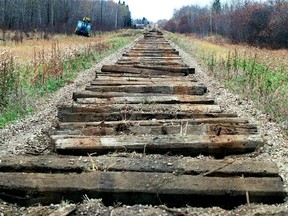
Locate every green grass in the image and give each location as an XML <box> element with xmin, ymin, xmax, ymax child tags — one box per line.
<box><xmin>0</xmin><ymin>111</ymin><xmax>19</xmax><ymax>128</ymax></box>
<box><xmin>0</xmin><ymin>100</ymin><xmax>33</xmax><ymax>128</ymax></box>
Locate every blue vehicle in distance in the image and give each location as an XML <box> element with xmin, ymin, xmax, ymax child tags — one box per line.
<box><xmin>75</xmin><ymin>17</ymin><xmax>92</xmax><ymax>37</ymax></box>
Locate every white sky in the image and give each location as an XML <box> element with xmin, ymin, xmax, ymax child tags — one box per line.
<box><xmin>120</xmin><ymin>0</ymin><xmax>214</xmax><ymax>22</ymax></box>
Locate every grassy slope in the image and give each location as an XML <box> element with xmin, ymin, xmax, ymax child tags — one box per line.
<box><xmin>168</xmin><ymin>33</ymin><xmax>288</xmax><ymax>125</ymax></box>
<box><xmin>0</xmin><ymin>30</ymin><xmax>140</xmax><ymax>127</ymax></box>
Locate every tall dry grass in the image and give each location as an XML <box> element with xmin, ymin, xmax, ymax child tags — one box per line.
<box><xmin>168</xmin><ymin>33</ymin><xmax>288</xmax><ymax>125</ymax></box>
<box><xmin>0</xmin><ymin>30</ymin><xmax>139</xmax><ymax>127</ymax></box>
<box><xmin>0</xmin><ymin>51</ymin><xmax>20</xmax><ymax>107</ymax></box>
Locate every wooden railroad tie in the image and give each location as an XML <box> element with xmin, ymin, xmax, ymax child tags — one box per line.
<box><xmin>0</xmin><ymin>155</ymin><xmax>284</xmax><ymax>207</ymax></box>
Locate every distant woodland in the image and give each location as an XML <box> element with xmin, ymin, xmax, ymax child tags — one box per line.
<box><xmin>0</xmin><ymin>0</ymin><xmax>131</xmax><ymax>36</ymax></box>
<box><xmin>163</xmin><ymin>0</ymin><xmax>288</xmax><ymax>48</ymax></box>
<box><xmin>1</xmin><ymin>0</ymin><xmax>287</xmax><ymax>49</ymax></box>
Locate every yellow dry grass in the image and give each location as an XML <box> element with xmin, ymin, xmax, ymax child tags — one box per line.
<box><xmin>183</xmin><ymin>34</ymin><xmax>288</xmax><ymax>72</ymax></box>
<box><xmin>172</xmin><ymin>33</ymin><xmax>288</xmax><ymax>123</ymax></box>
<box><xmin>0</xmin><ymin>33</ymin><xmax>114</xmax><ymax>62</ymax></box>
<box><xmin>233</xmin><ymin>45</ymin><xmax>288</xmax><ymax>71</ymax></box>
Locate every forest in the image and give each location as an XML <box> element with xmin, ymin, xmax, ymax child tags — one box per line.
<box><xmin>163</xmin><ymin>0</ymin><xmax>288</xmax><ymax>49</ymax></box>
<box><xmin>0</xmin><ymin>0</ymin><xmax>132</xmax><ymax>39</ymax></box>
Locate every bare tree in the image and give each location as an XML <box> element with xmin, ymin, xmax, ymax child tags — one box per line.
<box><xmin>163</xmin><ymin>0</ymin><xmax>288</xmax><ymax>48</ymax></box>
<box><xmin>0</xmin><ymin>0</ymin><xmax>132</xmax><ymax>36</ymax></box>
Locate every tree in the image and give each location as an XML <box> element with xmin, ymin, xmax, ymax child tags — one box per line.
<box><xmin>211</xmin><ymin>0</ymin><xmax>221</xmax><ymax>34</ymax></box>
<box><xmin>212</xmin><ymin>0</ymin><xmax>221</xmax><ymax>13</ymax></box>
<box><xmin>163</xmin><ymin>0</ymin><xmax>288</xmax><ymax>48</ymax></box>
<box><xmin>0</xmin><ymin>0</ymin><xmax>132</xmax><ymax>35</ymax></box>
<box><xmin>262</xmin><ymin>2</ymin><xmax>288</xmax><ymax>48</ymax></box>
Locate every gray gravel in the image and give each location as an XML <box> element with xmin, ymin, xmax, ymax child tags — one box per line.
<box><xmin>0</xmin><ymin>33</ymin><xmax>287</xmax><ymax>215</ymax></box>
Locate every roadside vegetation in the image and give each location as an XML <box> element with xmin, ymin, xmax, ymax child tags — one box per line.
<box><xmin>163</xmin><ymin>1</ymin><xmax>288</xmax><ymax>49</ymax></box>
<box><xmin>163</xmin><ymin>0</ymin><xmax>288</xmax><ymax>131</ymax></box>
<box><xmin>0</xmin><ymin>0</ymin><xmax>132</xmax><ymax>36</ymax></box>
<box><xmin>168</xmin><ymin>33</ymin><xmax>288</xmax><ymax>125</ymax></box>
<box><xmin>0</xmin><ymin>30</ymin><xmax>139</xmax><ymax>128</ymax></box>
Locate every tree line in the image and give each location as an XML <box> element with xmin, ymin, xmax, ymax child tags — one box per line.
<box><xmin>163</xmin><ymin>0</ymin><xmax>288</xmax><ymax>49</ymax></box>
<box><xmin>0</xmin><ymin>0</ymin><xmax>132</xmax><ymax>37</ymax></box>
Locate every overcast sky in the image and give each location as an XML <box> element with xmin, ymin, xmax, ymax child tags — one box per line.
<box><xmin>120</xmin><ymin>0</ymin><xmax>216</xmax><ymax>22</ymax></box>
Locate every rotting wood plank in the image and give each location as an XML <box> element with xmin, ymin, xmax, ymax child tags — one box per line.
<box><xmin>101</xmin><ymin>65</ymin><xmax>150</xmax><ymax>74</ymax></box>
<box><xmin>73</xmin><ymin>91</ymin><xmax>199</xmax><ymax>100</ymax></box>
<box><xmin>51</xmin><ymin>134</ymin><xmax>263</xmax><ymax>156</ymax></box>
<box><xmin>130</xmin><ymin>48</ymin><xmax>177</xmax><ymax>51</ymax></box>
<box><xmin>96</xmin><ymin>72</ymin><xmax>185</xmax><ymax>78</ymax></box>
<box><xmin>91</xmin><ymin>76</ymin><xmax>198</xmax><ymax>84</ymax></box>
<box><xmin>76</xmin><ymin>95</ymin><xmax>215</xmax><ymax>104</ymax></box>
<box><xmin>123</xmin><ymin>52</ymin><xmax>179</xmax><ymax>56</ymax></box>
<box><xmin>54</xmin><ymin>122</ymin><xmax>258</xmax><ymax>136</ymax></box>
<box><xmin>58</xmin><ymin>104</ymin><xmax>222</xmax><ymax>114</ymax></box>
<box><xmin>136</xmin><ymin>40</ymin><xmax>169</xmax><ymax>43</ymax></box>
<box><xmin>127</xmin><ymin>50</ymin><xmax>179</xmax><ymax>55</ymax></box>
<box><xmin>117</xmin><ymin>61</ymin><xmax>184</xmax><ymax>67</ymax></box>
<box><xmin>92</xmin><ymin>76</ymin><xmax>197</xmax><ymax>82</ymax></box>
<box><xmin>121</xmin><ymin>53</ymin><xmax>180</xmax><ymax>57</ymax></box>
<box><xmin>120</xmin><ymin>56</ymin><xmax>182</xmax><ymax>60</ymax></box>
<box><xmin>117</xmin><ymin>56</ymin><xmax>181</xmax><ymax>62</ymax></box>
<box><xmin>101</xmin><ymin>65</ymin><xmax>193</xmax><ymax>75</ymax></box>
<box><xmin>89</xmin><ymin>80</ymin><xmax>155</xmax><ymax>86</ymax></box>
<box><xmin>134</xmin><ymin>41</ymin><xmax>169</xmax><ymax>43</ymax></box>
<box><xmin>134</xmin><ymin>40</ymin><xmax>169</xmax><ymax>42</ymax></box>
<box><xmin>89</xmin><ymin>80</ymin><xmax>197</xmax><ymax>86</ymax></box>
<box><xmin>129</xmin><ymin>48</ymin><xmax>177</xmax><ymax>50</ymax></box>
<box><xmin>0</xmin><ymin>155</ymin><xmax>279</xmax><ymax>177</ymax></box>
<box><xmin>0</xmin><ymin>172</ymin><xmax>284</xmax><ymax>207</ymax></box>
<box><xmin>85</xmin><ymin>84</ymin><xmax>207</xmax><ymax>95</ymax></box>
<box><xmin>118</xmin><ymin>59</ymin><xmax>183</xmax><ymax>63</ymax></box>
<box><xmin>58</xmin><ymin>112</ymin><xmax>238</xmax><ymax>122</ymax></box>
<box><xmin>120</xmin><ymin>52</ymin><xmax>180</xmax><ymax>56</ymax></box>
<box><xmin>134</xmin><ymin>64</ymin><xmax>195</xmax><ymax>74</ymax></box>
<box><xmin>56</xmin><ymin>118</ymin><xmax>254</xmax><ymax>135</ymax></box>
<box><xmin>97</xmin><ymin>72</ymin><xmax>195</xmax><ymax>79</ymax></box>
<box><xmin>90</xmin><ymin>77</ymin><xmax>197</xmax><ymax>86</ymax></box>
<box><xmin>136</xmin><ymin>43</ymin><xmax>170</xmax><ymax>45</ymax></box>
<box><xmin>99</xmin><ymin>70</ymin><xmax>188</xmax><ymax>77</ymax></box>
<box><xmin>57</xmin><ymin>117</ymin><xmax>250</xmax><ymax>130</ymax></box>
<box><xmin>133</xmin><ymin>44</ymin><xmax>172</xmax><ymax>46</ymax></box>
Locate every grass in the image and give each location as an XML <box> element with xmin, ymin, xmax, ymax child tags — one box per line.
<box><xmin>0</xmin><ymin>29</ymin><xmax>140</xmax><ymax>128</ymax></box>
<box><xmin>167</xmin><ymin>33</ymin><xmax>288</xmax><ymax>124</ymax></box>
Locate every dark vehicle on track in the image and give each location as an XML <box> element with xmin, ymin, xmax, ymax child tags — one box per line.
<box><xmin>75</xmin><ymin>17</ymin><xmax>92</xmax><ymax>37</ymax></box>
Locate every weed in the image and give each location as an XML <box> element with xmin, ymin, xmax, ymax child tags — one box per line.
<box><xmin>83</xmin><ymin>194</ymin><xmax>91</xmax><ymax>202</ymax></box>
<box><xmin>180</xmin><ymin>121</ymin><xmax>188</xmax><ymax>136</ymax></box>
<box><xmin>60</xmin><ymin>199</ymin><xmax>70</xmax><ymax>206</ymax></box>
<box><xmin>87</xmin><ymin>153</ymin><xmax>98</xmax><ymax>171</ymax></box>
<box><xmin>168</xmin><ymin>32</ymin><xmax>288</xmax><ymax>123</ymax></box>
<box><xmin>0</xmin><ymin>30</ymin><xmax>138</xmax><ymax>127</ymax></box>
<box><xmin>0</xmin><ymin>51</ymin><xmax>20</xmax><ymax>107</ymax></box>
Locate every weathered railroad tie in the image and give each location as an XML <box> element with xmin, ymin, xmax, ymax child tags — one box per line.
<box><xmin>0</xmin><ymin>30</ymin><xmax>285</xmax><ymax>208</ymax></box>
